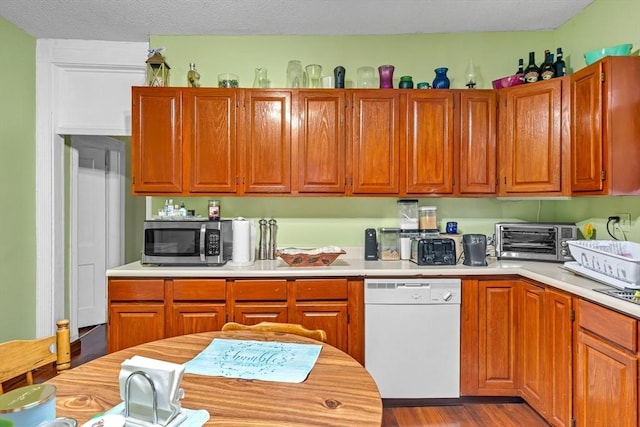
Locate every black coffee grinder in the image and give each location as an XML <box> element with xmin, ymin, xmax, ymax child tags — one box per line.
<box><xmin>462</xmin><ymin>234</ymin><xmax>488</xmax><ymax>266</ymax></box>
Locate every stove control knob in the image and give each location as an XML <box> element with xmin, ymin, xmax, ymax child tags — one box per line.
<box><xmin>442</xmin><ymin>291</ymin><xmax>453</xmax><ymax>302</ymax></box>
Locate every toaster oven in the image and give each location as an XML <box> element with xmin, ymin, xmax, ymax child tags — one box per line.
<box><xmin>495</xmin><ymin>222</ymin><xmax>578</xmax><ymax>262</ymax></box>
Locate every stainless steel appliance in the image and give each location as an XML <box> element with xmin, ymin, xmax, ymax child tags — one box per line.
<box><xmin>365</xmin><ymin>278</ymin><xmax>461</xmax><ymax>399</ymax></box>
<box><xmin>495</xmin><ymin>222</ymin><xmax>578</xmax><ymax>262</ymax></box>
<box><xmin>142</xmin><ymin>219</ymin><xmax>232</xmax><ymax>265</ymax></box>
<box><xmin>410</xmin><ymin>238</ymin><xmax>456</xmax><ymax>265</ymax></box>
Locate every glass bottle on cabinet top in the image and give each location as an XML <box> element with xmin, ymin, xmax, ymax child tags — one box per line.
<box><xmin>524</xmin><ymin>51</ymin><xmax>540</xmax><ymax>83</ymax></box>
<box><xmin>357</xmin><ymin>66</ymin><xmax>376</xmax><ymax>88</ymax></box>
<box><xmin>187</xmin><ymin>63</ymin><xmax>200</xmax><ymax>87</ymax></box>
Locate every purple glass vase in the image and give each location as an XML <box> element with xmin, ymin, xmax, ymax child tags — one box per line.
<box><xmin>378</xmin><ymin>65</ymin><xmax>395</xmax><ymax>88</ymax></box>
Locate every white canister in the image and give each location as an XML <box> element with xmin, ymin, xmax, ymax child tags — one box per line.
<box><xmin>0</xmin><ymin>384</ymin><xmax>56</xmax><ymax>426</ymax></box>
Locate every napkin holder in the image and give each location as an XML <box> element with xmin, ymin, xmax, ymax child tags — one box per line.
<box><xmin>118</xmin><ymin>356</ymin><xmax>187</xmax><ymax>427</ymax></box>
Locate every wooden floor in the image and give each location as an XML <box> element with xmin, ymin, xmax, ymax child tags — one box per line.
<box><xmin>4</xmin><ymin>325</ymin><xmax>550</xmax><ymax>426</ymax></box>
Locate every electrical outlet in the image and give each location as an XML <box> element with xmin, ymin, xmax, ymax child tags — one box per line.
<box><xmin>615</xmin><ymin>213</ymin><xmax>631</xmax><ymax>232</ymax></box>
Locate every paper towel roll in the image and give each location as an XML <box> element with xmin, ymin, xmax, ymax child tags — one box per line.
<box><xmin>230</xmin><ymin>217</ymin><xmax>254</xmax><ymax>266</ymax></box>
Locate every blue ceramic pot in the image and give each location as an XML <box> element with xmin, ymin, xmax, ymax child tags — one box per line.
<box><xmin>432</xmin><ymin>67</ymin><xmax>450</xmax><ymax>89</ymax></box>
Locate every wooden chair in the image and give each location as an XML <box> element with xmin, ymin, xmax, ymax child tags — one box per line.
<box><xmin>221</xmin><ymin>321</ymin><xmax>327</xmax><ymax>343</ymax></box>
<box><xmin>0</xmin><ymin>319</ymin><xmax>71</xmax><ymax>394</ymax></box>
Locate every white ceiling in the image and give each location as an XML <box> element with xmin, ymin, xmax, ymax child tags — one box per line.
<box><xmin>1</xmin><ymin>0</ymin><xmax>593</xmax><ymax>42</ymax></box>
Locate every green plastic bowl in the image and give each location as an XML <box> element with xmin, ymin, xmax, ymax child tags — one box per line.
<box><xmin>584</xmin><ymin>43</ymin><xmax>633</xmax><ymax>65</ymax></box>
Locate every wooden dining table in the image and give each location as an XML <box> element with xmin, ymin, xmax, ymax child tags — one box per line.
<box><xmin>46</xmin><ymin>330</ymin><xmax>382</xmax><ymax>426</ymax></box>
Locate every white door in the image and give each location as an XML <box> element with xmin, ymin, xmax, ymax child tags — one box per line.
<box><xmin>76</xmin><ymin>143</ymin><xmax>108</xmax><ymax>327</ymax></box>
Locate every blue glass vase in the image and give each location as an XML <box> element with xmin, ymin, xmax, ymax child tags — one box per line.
<box><xmin>432</xmin><ymin>67</ymin><xmax>450</xmax><ymax>89</ymax></box>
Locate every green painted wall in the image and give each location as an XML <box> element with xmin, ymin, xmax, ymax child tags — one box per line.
<box><xmin>0</xmin><ymin>16</ymin><xmax>36</xmax><ymax>340</ymax></box>
<box><xmin>150</xmin><ymin>0</ymin><xmax>640</xmax><ymax>246</ymax></box>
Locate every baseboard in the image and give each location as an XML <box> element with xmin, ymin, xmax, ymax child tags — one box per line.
<box><xmin>383</xmin><ymin>396</ymin><xmax>525</xmax><ymax>407</ymax></box>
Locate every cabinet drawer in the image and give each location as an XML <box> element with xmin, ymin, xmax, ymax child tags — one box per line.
<box><xmin>295</xmin><ymin>279</ymin><xmax>348</xmax><ymax>300</ymax></box>
<box><xmin>578</xmin><ymin>299</ymin><xmax>637</xmax><ymax>352</ymax></box>
<box><xmin>173</xmin><ymin>279</ymin><xmax>225</xmax><ymax>300</ymax></box>
<box><xmin>232</xmin><ymin>280</ymin><xmax>287</xmax><ymax>301</ymax></box>
<box><xmin>109</xmin><ymin>279</ymin><xmax>164</xmax><ymax>301</ymax></box>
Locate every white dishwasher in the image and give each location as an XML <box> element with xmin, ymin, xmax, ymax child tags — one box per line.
<box><xmin>364</xmin><ymin>278</ymin><xmax>461</xmax><ymax>399</ymax></box>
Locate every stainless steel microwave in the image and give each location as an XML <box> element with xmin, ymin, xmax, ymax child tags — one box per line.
<box><xmin>495</xmin><ymin>222</ymin><xmax>578</xmax><ymax>262</ymax></box>
<box><xmin>142</xmin><ymin>219</ymin><xmax>233</xmax><ymax>266</ymax></box>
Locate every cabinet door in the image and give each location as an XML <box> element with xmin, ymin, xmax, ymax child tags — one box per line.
<box><xmin>295</xmin><ymin>91</ymin><xmax>346</xmax><ymax>193</ymax></box>
<box><xmin>131</xmin><ymin>87</ymin><xmax>182</xmax><ymax>193</ymax></box>
<box><xmin>519</xmin><ymin>282</ymin><xmax>546</xmax><ymax>417</ymax></box>
<box><xmin>240</xmin><ymin>90</ymin><xmax>291</xmax><ymax>194</ymax></box>
<box><xmin>404</xmin><ymin>91</ymin><xmax>455</xmax><ymax>194</ymax></box>
<box><xmin>574</xmin><ymin>330</ymin><xmax>637</xmax><ymax>427</ymax></box>
<box><xmin>234</xmin><ymin>304</ymin><xmax>288</xmax><ymax>324</ymax></box>
<box><xmin>108</xmin><ymin>303</ymin><xmax>165</xmax><ymax>353</ymax></box>
<box><xmin>545</xmin><ymin>289</ymin><xmax>572</xmax><ymax>427</ymax></box>
<box><xmin>458</xmin><ymin>90</ymin><xmax>497</xmax><ymax>195</ymax></box>
<box><xmin>183</xmin><ymin>88</ymin><xmax>237</xmax><ymax>193</ymax></box>
<box><xmin>570</xmin><ymin>62</ymin><xmax>603</xmax><ymax>193</ymax></box>
<box><xmin>172</xmin><ymin>303</ymin><xmax>226</xmax><ymax>336</ymax></box>
<box><xmin>498</xmin><ymin>79</ymin><xmax>566</xmax><ymax>195</ymax></box>
<box><xmin>350</xmin><ymin>90</ymin><xmax>400</xmax><ymax>194</ymax></box>
<box><xmin>294</xmin><ymin>302</ymin><xmax>348</xmax><ymax>353</ymax></box>
<box><xmin>478</xmin><ymin>280</ymin><xmax>518</xmax><ymax>394</ymax></box>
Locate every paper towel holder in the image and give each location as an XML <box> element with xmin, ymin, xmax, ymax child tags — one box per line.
<box><xmin>125</xmin><ymin>371</ymin><xmax>159</xmax><ymax>425</ymax></box>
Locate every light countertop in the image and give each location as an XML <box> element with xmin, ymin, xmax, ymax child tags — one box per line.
<box><xmin>107</xmin><ymin>249</ymin><xmax>640</xmax><ymax>319</ymax></box>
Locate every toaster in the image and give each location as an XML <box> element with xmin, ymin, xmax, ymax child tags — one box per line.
<box><xmin>410</xmin><ymin>238</ymin><xmax>457</xmax><ymax>265</ymax></box>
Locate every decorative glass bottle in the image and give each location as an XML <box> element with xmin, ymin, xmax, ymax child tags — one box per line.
<box><xmin>432</xmin><ymin>67</ymin><xmax>450</xmax><ymax>89</ymax></box>
<box><xmin>334</xmin><ymin>66</ymin><xmax>345</xmax><ymax>88</ymax></box>
<box><xmin>378</xmin><ymin>65</ymin><xmax>395</xmax><ymax>88</ymax></box>
<box><xmin>187</xmin><ymin>63</ymin><xmax>200</xmax><ymax>87</ymax></box>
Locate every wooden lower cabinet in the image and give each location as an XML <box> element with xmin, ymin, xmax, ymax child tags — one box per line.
<box><xmin>462</xmin><ymin>278</ymin><xmax>574</xmax><ymax>427</ymax></box>
<box><xmin>108</xmin><ymin>276</ymin><xmax>363</xmax><ymax>362</ymax></box>
<box><xmin>476</xmin><ymin>279</ymin><xmax>519</xmax><ymax>395</ymax></box>
<box><xmin>574</xmin><ymin>299</ymin><xmax>638</xmax><ymax>427</ymax></box>
<box><xmin>519</xmin><ymin>282</ymin><xmax>546</xmax><ymax>416</ymax></box>
<box><xmin>545</xmin><ymin>288</ymin><xmax>573</xmax><ymax>427</ymax></box>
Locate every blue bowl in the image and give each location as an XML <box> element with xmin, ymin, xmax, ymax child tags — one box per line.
<box><xmin>584</xmin><ymin>43</ymin><xmax>633</xmax><ymax>65</ymax></box>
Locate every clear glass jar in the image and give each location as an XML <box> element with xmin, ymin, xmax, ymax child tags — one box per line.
<box><xmin>378</xmin><ymin>228</ymin><xmax>400</xmax><ymax>260</ymax></box>
<box><xmin>419</xmin><ymin>206</ymin><xmax>437</xmax><ymax>230</ymax></box>
<box><xmin>397</xmin><ymin>199</ymin><xmax>418</xmax><ymax>229</ymax></box>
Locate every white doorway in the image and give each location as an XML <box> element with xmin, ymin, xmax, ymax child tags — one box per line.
<box><xmin>69</xmin><ymin>135</ymin><xmax>125</xmax><ymax>329</ymax></box>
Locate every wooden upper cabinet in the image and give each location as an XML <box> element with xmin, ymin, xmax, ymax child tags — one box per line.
<box><xmin>240</xmin><ymin>90</ymin><xmax>292</xmax><ymax>194</ymax></box>
<box><xmin>183</xmin><ymin>89</ymin><xmax>237</xmax><ymax>193</ymax></box>
<box><xmin>571</xmin><ymin>56</ymin><xmax>640</xmax><ymax>195</ymax></box>
<box><xmin>131</xmin><ymin>87</ymin><xmax>182</xmax><ymax>194</ymax></box>
<box><xmin>294</xmin><ymin>91</ymin><xmax>346</xmax><ymax>193</ymax></box>
<box><xmin>498</xmin><ymin>78</ymin><xmax>569</xmax><ymax>196</ymax></box>
<box><xmin>457</xmin><ymin>90</ymin><xmax>497</xmax><ymax>195</ymax></box>
<box><xmin>350</xmin><ymin>90</ymin><xmax>400</xmax><ymax>194</ymax></box>
<box><xmin>403</xmin><ymin>91</ymin><xmax>455</xmax><ymax>194</ymax></box>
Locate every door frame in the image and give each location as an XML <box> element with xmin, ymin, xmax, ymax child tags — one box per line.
<box><xmin>69</xmin><ymin>136</ymin><xmax>125</xmax><ymax>331</ymax></box>
<box><xmin>35</xmin><ymin>39</ymin><xmax>147</xmax><ymax>339</ymax></box>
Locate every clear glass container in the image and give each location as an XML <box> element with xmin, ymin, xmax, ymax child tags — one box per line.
<box><xmin>218</xmin><ymin>73</ymin><xmax>239</xmax><ymax>88</ymax></box>
<box><xmin>419</xmin><ymin>206</ymin><xmax>437</xmax><ymax>230</ymax></box>
<box><xmin>287</xmin><ymin>60</ymin><xmax>303</xmax><ymax>88</ymax></box>
<box><xmin>378</xmin><ymin>228</ymin><xmax>400</xmax><ymax>260</ymax></box>
<box><xmin>305</xmin><ymin>64</ymin><xmax>323</xmax><ymax>88</ymax></box>
<box><xmin>397</xmin><ymin>199</ymin><xmax>418</xmax><ymax>229</ymax></box>
<box><xmin>356</xmin><ymin>66</ymin><xmax>376</xmax><ymax>88</ymax></box>
<box><xmin>253</xmin><ymin>67</ymin><xmax>269</xmax><ymax>88</ymax></box>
